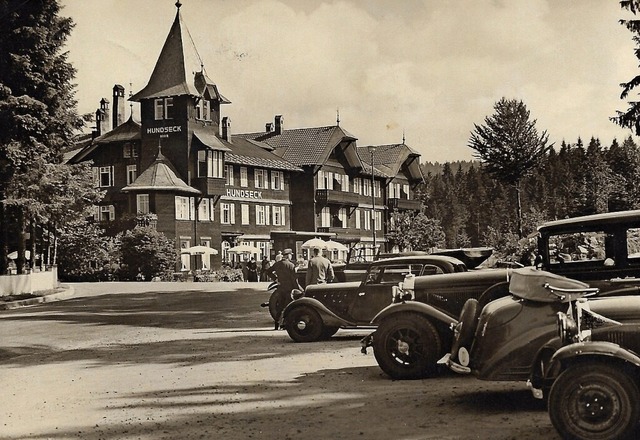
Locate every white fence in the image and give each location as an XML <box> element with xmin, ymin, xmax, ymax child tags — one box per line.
<box><xmin>0</xmin><ymin>266</ymin><xmax>58</xmax><ymax>296</ymax></box>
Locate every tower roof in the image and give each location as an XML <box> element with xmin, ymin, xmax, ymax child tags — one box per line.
<box><xmin>122</xmin><ymin>148</ymin><xmax>199</xmax><ymax>194</ymax></box>
<box><xmin>130</xmin><ymin>3</ymin><xmax>211</xmax><ymax>101</ymax></box>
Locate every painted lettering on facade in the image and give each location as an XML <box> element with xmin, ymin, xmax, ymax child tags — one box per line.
<box><xmin>226</xmin><ymin>189</ymin><xmax>263</xmax><ymax>199</ymax></box>
<box><xmin>146</xmin><ymin>126</ymin><xmax>183</xmax><ymax>134</ymax></box>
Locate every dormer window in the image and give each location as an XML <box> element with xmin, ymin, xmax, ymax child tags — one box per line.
<box><xmin>122</xmin><ymin>142</ymin><xmax>138</xmax><ymax>158</ymax></box>
<box><xmin>154</xmin><ymin>97</ymin><xmax>174</xmax><ymax>120</ymax></box>
<box><xmin>196</xmin><ymin>98</ymin><xmax>210</xmax><ymax>121</ymax></box>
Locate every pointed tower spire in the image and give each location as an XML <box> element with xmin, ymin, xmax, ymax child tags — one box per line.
<box><xmin>336</xmin><ymin>108</ymin><xmax>340</xmax><ymax>126</ymax></box>
<box><xmin>130</xmin><ymin>2</ymin><xmax>203</xmax><ymax>101</ymax></box>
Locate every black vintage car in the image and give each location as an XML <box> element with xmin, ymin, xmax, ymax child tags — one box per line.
<box><xmin>366</xmin><ymin>210</ymin><xmax>640</xmax><ymax>380</ymax></box>
<box><xmin>279</xmin><ymin>254</ymin><xmax>468</xmax><ymax>342</ymax></box>
<box><xmin>536</xmin><ymin>295</ymin><xmax>640</xmax><ymax>439</ymax></box>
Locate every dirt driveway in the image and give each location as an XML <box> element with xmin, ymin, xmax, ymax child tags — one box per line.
<box><xmin>0</xmin><ymin>281</ymin><xmax>560</xmax><ymax>439</ymax></box>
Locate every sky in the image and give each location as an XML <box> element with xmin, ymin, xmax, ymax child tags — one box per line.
<box><xmin>60</xmin><ymin>0</ymin><xmax>640</xmax><ymax>163</ymax></box>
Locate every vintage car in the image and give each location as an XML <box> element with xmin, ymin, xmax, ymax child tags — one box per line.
<box><xmin>279</xmin><ymin>254</ymin><xmax>469</xmax><ymax>342</ymax></box>
<box><xmin>365</xmin><ymin>210</ymin><xmax>640</xmax><ymax>379</ymax></box>
<box><xmin>532</xmin><ymin>293</ymin><xmax>640</xmax><ymax>439</ymax></box>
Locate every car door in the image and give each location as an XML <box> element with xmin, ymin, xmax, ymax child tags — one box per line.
<box><xmin>347</xmin><ymin>264</ymin><xmax>416</xmax><ymax>323</ymax></box>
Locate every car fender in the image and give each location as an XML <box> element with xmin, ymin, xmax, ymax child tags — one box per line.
<box><xmin>548</xmin><ymin>341</ymin><xmax>640</xmax><ymax>376</ymax></box>
<box><xmin>281</xmin><ymin>297</ymin><xmax>354</xmax><ymax>328</ymax></box>
<box><xmin>370</xmin><ymin>302</ymin><xmax>457</xmax><ymax>328</ymax></box>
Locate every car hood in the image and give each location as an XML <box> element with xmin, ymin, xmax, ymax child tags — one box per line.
<box><xmin>305</xmin><ymin>281</ymin><xmax>361</xmax><ymax>295</ymax></box>
<box><xmin>588</xmin><ymin>296</ymin><xmax>640</xmax><ymax>322</ymax></box>
<box><xmin>413</xmin><ymin>268</ymin><xmax>509</xmax><ymax>289</ymax></box>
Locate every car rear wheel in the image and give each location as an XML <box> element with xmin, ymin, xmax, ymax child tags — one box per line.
<box><xmin>372</xmin><ymin>313</ymin><xmax>442</xmax><ymax>379</ymax></box>
<box><xmin>285</xmin><ymin>306</ymin><xmax>324</xmax><ymax>342</ymax></box>
<box><xmin>268</xmin><ymin>290</ymin><xmax>290</xmax><ymax>321</ymax></box>
<box><xmin>549</xmin><ymin>363</ymin><xmax>640</xmax><ymax>440</ymax></box>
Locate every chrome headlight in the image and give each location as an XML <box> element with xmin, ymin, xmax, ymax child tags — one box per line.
<box><xmin>557</xmin><ymin>312</ymin><xmax>577</xmax><ymax>345</ymax></box>
<box><xmin>392</xmin><ymin>283</ymin><xmax>415</xmax><ymax>303</ymax></box>
<box><xmin>291</xmin><ymin>289</ymin><xmax>304</xmax><ymax>300</ymax></box>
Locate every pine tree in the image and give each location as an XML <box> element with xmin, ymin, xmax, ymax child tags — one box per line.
<box><xmin>468</xmin><ymin>98</ymin><xmax>552</xmax><ymax>238</ymax></box>
<box><xmin>0</xmin><ymin>0</ymin><xmax>85</xmax><ymax>273</ymax></box>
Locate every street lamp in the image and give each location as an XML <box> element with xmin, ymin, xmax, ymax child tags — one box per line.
<box><xmin>368</xmin><ymin>145</ymin><xmax>377</xmax><ymax>257</ymax></box>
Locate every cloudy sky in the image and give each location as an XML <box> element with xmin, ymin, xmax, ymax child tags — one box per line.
<box><xmin>61</xmin><ymin>0</ymin><xmax>639</xmax><ymax>162</ymax></box>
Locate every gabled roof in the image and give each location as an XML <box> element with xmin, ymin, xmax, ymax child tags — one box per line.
<box><xmin>226</xmin><ymin>137</ymin><xmax>302</xmax><ymax>172</ymax></box>
<box><xmin>122</xmin><ymin>149</ymin><xmax>199</xmax><ymax>194</ymax></box>
<box><xmin>68</xmin><ymin>116</ymin><xmax>141</xmax><ymax>164</ymax></box>
<box><xmin>358</xmin><ymin>143</ymin><xmax>424</xmax><ymax>183</ymax></box>
<box><xmin>238</xmin><ymin>125</ymin><xmax>357</xmax><ymax>167</ymax></box>
<box><xmin>130</xmin><ymin>4</ymin><xmax>228</xmax><ymax>102</ymax></box>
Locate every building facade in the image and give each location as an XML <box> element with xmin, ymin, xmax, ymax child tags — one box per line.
<box><xmin>70</xmin><ymin>2</ymin><xmax>425</xmax><ymax>269</ymax></box>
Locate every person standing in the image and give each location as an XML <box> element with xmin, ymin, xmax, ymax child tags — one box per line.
<box><xmin>247</xmin><ymin>257</ymin><xmax>258</xmax><ymax>282</ymax></box>
<box><xmin>259</xmin><ymin>256</ymin><xmax>271</xmax><ymax>281</ymax></box>
<box><xmin>305</xmin><ymin>247</ymin><xmax>335</xmax><ymax>286</ymax></box>
<box><xmin>266</xmin><ymin>249</ymin><xmax>300</xmax><ymax>329</ymax></box>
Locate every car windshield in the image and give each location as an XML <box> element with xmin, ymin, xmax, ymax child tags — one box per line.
<box><xmin>365</xmin><ymin>263</ymin><xmax>443</xmax><ymax>284</ymax></box>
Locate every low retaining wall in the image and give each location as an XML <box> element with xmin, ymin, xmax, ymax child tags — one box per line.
<box><xmin>0</xmin><ymin>266</ymin><xmax>58</xmax><ymax>296</ymax></box>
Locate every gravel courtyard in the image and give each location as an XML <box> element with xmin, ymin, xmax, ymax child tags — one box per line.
<box><xmin>0</xmin><ymin>281</ymin><xmax>559</xmax><ymax>439</ymax></box>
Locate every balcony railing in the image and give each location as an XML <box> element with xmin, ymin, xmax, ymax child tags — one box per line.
<box><xmin>192</xmin><ymin>176</ymin><xmax>226</xmax><ymax>196</ymax></box>
<box><xmin>387</xmin><ymin>197</ymin><xmax>422</xmax><ymax>211</ymax></box>
<box><xmin>316</xmin><ymin>189</ymin><xmax>366</xmax><ymax>207</ymax></box>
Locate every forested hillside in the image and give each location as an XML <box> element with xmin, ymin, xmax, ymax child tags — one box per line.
<box><xmin>417</xmin><ymin>136</ymin><xmax>640</xmax><ymax>250</ymax></box>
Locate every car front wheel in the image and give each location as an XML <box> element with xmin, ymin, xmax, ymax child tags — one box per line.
<box><xmin>549</xmin><ymin>362</ymin><xmax>640</xmax><ymax>440</ymax></box>
<box><xmin>285</xmin><ymin>306</ymin><xmax>324</xmax><ymax>342</ymax></box>
<box><xmin>372</xmin><ymin>313</ymin><xmax>442</xmax><ymax>379</ymax></box>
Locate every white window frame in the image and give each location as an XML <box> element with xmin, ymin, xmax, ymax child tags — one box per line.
<box><xmin>99</xmin><ymin>166</ymin><xmax>114</xmax><ymax>187</ymax></box>
<box><xmin>402</xmin><ymin>184</ymin><xmax>410</xmax><ymax>199</ymax></box>
<box><xmin>154</xmin><ymin>97</ymin><xmax>173</xmax><ymax>120</ymax></box>
<box><xmin>320</xmin><ymin>207</ymin><xmax>331</xmax><ymax>228</ymax></box>
<box><xmin>240</xmin><ymin>167</ymin><xmax>248</xmax><ymax>187</ymax></box>
<box><xmin>198</xmin><ymin>149</ymin><xmax>223</xmax><ymax>178</ymax></box>
<box><xmin>255</xmin><ymin>169</ymin><xmax>268</xmax><ymax>189</ymax></box>
<box><xmin>273</xmin><ymin>206</ymin><xmax>285</xmax><ymax>226</ymax></box>
<box><xmin>363</xmin><ymin>179</ymin><xmax>371</xmax><ymax>197</ymax></box>
<box><xmin>221</xmin><ymin>203</ymin><xmax>235</xmax><ymax>225</ymax></box>
<box><xmin>338</xmin><ymin>208</ymin><xmax>347</xmax><ymax>228</ymax></box>
<box><xmin>375</xmin><ymin>210</ymin><xmax>382</xmax><ymax>231</ymax></box>
<box><xmin>355</xmin><ymin>208</ymin><xmax>361</xmax><ymax>229</ymax></box>
<box><xmin>256</xmin><ymin>205</ymin><xmax>266</xmax><ymax>226</ymax></box>
<box><xmin>136</xmin><ymin>194</ymin><xmax>149</xmax><ymax>214</ymax></box>
<box><xmin>175</xmin><ymin>196</ymin><xmax>190</xmax><ymax>220</ymax></box>
<box><xmin>271</xmin><ymin>170</ymin><xmax>284</xmax><ymax>190</ymax></box>
<box><xmin>241</xmin><ymin>204</ymin><xmax>250</xmax><ymax>225</ymax></box>
<box><xmin>126</xmin><ymin>165</ymin><xmax>137</xmax><ymax>185</ymax></box>
<box><xmin>353</xmin><ymin>178</ymin><xmax>361</xmax><ymax>195</ymax></box>
<box><xmin>225</xmin><ymin>165</ymin><xmax>234</xmax><ymax>186</ymax></box>
<box><xmin>364</xmin><ymin>210</ymin><xmax>371</xmax><ymax>231</ymax></box>
<box><xmin>342</xmin><ymin>174</ymin><xmax>350</xmax><ymax>192</ymax></box>
<box><xmin>198</xmin><ymin>198</ymin><xmax>210</xmax><ymax>221</ymax></box>
<box><xmin>100</xmin><ymin>205</ymin><xmax>115</xmax><ymax>222</ymax></box>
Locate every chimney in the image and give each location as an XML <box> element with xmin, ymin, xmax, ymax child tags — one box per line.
<box><xmin>112</xmin><ymin>84</ymin><xmax>125</xmax><ymax>128</ymax></box>
<box><xmin>96</xmin><ymin>98</ymin><xmax>110</xmax><ymax>135</ymax></box>
<box><xmin>265</xmin><ymin>122</ymin><xmax>273</xmax><ymax>132</ymax></box>
<box><xmin>275</xmin><ymin>115</ymin><xmax>284</xmax><ymax>135</ymax></box>
<box><xmin>222</xmin><ymin>116</ymin><xmax>231</xmax><ymax>142</ymax></box>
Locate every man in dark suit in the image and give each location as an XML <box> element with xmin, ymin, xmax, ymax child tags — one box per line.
<box><xmin>266</xmin><ymin>248</ymin><xmax>299</xmax><ymax>329</ymax></box>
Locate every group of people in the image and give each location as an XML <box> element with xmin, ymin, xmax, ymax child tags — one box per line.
<box><xmin>264</xmin><ymin>246</ymin><xmax>335</xmax><ymax>329</ymax></box>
